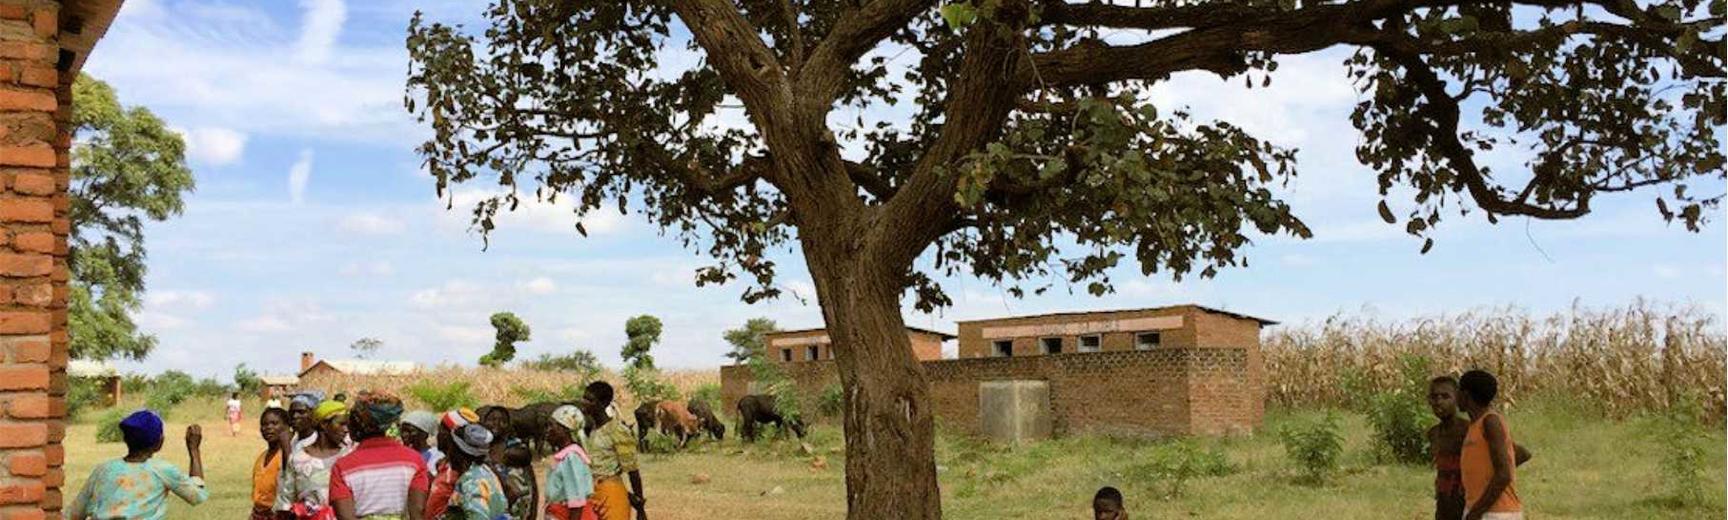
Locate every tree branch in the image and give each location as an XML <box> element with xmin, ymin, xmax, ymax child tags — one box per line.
<box><xmin>800</xmin><ymin>0</ymin><xmax>938</xmax><ymax>104</ymax></box>
<box><xmin>671</xmin><ymin>0</ymin><xmax>792</xmax><ymax>115</ymax></box>
<box><xmin>845</xmin><ymin>160</ymin><xmax>898</xmax><ymax>200</ymax></box>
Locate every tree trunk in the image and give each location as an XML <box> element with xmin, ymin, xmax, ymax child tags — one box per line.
<box><xmin>805</xmin><ymin>243</ymin><xmax>942</xmax><ymax>520</ymax></box>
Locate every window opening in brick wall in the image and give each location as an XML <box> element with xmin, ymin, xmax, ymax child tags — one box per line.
<box><xmin>992</xmin><ymin>340</ymin><xmax>1013</xmax><ymax>357</ymax></box>
<box><xmin>781</xmin><ymin>348</ymin><xmax>793</xmax><ymax>362</ymax></box>
<box><xmin>1136</xmin><ymin>332</ymin><xmax>1161</xmax><ymax>350</ymax></box>
<box><xmin>1041</xmin><ymin>337</ymin><xmax>1063</xmax><ymax>355</ymax></box>
<box><xmin>806</xmin><ymin>345</ymin><xmax>820</xmax><ymax>361</ymax></box>
<box><xmin>1079</xmin><ymin>334</ymin><xmax>1101</xmax><ymax>353</ymax></box>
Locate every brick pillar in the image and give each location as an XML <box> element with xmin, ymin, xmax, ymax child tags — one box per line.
<box><xmin>1</xmin><ymin>1</ymin><xmax>69</xmax><ymax>518</ymax></box>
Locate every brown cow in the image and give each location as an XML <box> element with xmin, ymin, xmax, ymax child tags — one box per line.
<box><xmin>655</xmin><ymin>401</ymin><xmax>702</xmax><ymax>448</ymax></box>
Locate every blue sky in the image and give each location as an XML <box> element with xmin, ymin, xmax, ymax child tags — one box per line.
<box><xmin>87</xmin><ymin>0</ymin><xmax>1725</xmax><ymax>379</ymax></box>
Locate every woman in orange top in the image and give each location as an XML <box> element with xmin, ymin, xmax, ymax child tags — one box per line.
<box><xmin>1458</xmin><ymin>369</ymin><xmax>1522</xmax><ymax>520</ymax></box>
<box><xmin>251</xmin><ymin>407</ymin><xmax>290</xmax><ymax>520</ymax></box>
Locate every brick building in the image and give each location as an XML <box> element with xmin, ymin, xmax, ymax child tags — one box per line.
<box><xmin>0</xmin><ymin>1</ymin><xmax>123</xmax><ymax>516</ymax></box>
<box><xmin>721</xmin><ymin>305</ymin><xmax>1273</xmax><ymax>438</ymax></box>
<box><xmin>763</xmin><ymin>326</ymin><xmax>953</xmax><ymax>364</ymax></box>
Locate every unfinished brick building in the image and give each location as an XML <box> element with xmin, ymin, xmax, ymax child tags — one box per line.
<box><xmin>0</xmin><ymin>1</ymin><xmax>122</xmax><ymax>517</ymax></box>
<box><xmin>721</xmin><ymin>305</ymin><xmax>1274</xmax><ymax>439</ymax></box>
<box><xmin>764</xmin><ymin>326</ymin><xmax>953</xmax><ymax>364</ymax></box>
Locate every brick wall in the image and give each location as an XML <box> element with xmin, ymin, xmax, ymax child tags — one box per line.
<box><xmin>958</xmin><ymin>306</ymin><xmax>1259</xmax><ymax>359</ymax></box>
<box><xmin>720</xmin><ymin>348</ymin><xmax>1262</xmax><ymax>437</ymax></box>
<box><xmin>1</xmin><ymin>2</ymin><xmax>70</xmax><ymax>517</ymax></box>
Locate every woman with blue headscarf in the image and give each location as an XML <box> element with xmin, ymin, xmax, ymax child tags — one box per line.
<box><xmin>67</xmin><ymin>410</ymin><xmax>208</xmax><ymax>520</ymax></box>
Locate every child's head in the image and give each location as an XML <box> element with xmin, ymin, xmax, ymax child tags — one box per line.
<box><xmin>545</xmin><ymin>405</ymin><xmax>584</xmax><ymax>447</ymax></box>
<box><xmin>231</xmin><ymin>392</ymin><xmax>240</xmax><ymax>399</ymax></box>
<box><xmin>260</xmin><ymin>407</ymin><xmax>290</xmax><ymax>443</ymax></box>
<box><xmin>120</xmin><ymin>410</ymin><xmax>165</xmax><ymax>457</ymax></box>
<box><xmin>1092</xmin><ymin>486</ymin><xmax>1126</xmax><ymax>520</ymax></box>
<box><xmin>1427</xmin><ymin>376</ymin><xmax>1461</xmax><ymax>420</ymax></box>
<box><xmin>1458</xmin><ymin>369</ymin><xmax>1498</xmax><ymax>409</ymax></box>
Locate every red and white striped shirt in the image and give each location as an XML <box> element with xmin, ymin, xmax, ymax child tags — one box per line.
<box><xmin>329</xmin><ymin>437</ymin><xmax>430</xmax><ymax>516</ymax></box>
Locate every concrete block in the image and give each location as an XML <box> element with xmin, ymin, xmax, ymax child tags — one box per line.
<box><xmin>978</xmin><ymin>380</ymin><xmax>1051</xmax><ymax>445</ymax></box>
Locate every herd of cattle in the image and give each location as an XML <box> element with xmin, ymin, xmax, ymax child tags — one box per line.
<box><xmin>478</xmin><ymin>394</ymin><xmax>810</xmax><ymax>456</ymax></box>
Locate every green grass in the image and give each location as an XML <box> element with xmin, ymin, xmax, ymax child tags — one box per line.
<box><xmin>65</xmin><ymin>395</ymin><xmax>1725</xmax><ymax>519</ymax></box>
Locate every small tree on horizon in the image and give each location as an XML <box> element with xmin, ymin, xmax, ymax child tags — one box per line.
<box><xmin>723</xmin><ymin>318</ymin><xmax>779</xmax><ymax>365</ymax></box>
<box><xmin>408</xmin><ymin>2</ymin><xmax>1722</xmax><ymax>517</ymax></box>
<box><xmin>480</xmin><ymin>312</ymin><xmax>531</xmax><ymax>367</ymax></box>
<box><xmin>349</xmin><ymin>337</ymin><xmax>384</xmax><ymax>360</ymax></box>
<box><xmin>622</xmin><ymin>315</ymin><xmax>663</xmax><ymax>370</ymax></box>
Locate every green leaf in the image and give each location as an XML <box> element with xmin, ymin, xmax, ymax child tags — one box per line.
<box><xmin>940</xmin><ymin>3</ymin><xmax>978</xmax><ymax>30</ymax></box>
<box><xmin>1654</xmin><ymin>4</ymin><xmax>1683</xmax><ymax>21</ymax></box>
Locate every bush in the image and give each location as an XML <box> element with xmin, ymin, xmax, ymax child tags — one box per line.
<box><xmin>409</xmin><ymin>381</ymin><xmax>479</xmax><ymax>411</ymax></box>
<box><xmin>94</xmin><ymin>408</ymin><xmax>125</xmax><ymax>443</ymax></box>
<box><xmin>234</xmin><ymin>363</ymin><xmax>263</xmax><ymax>395</ymax></box>
<box><xmin>623</xmin><ymin>365</ymin><xmax>681</xmax><ymax>403</ymax></box>
<box><xmin>1280</xmin><ymin>412</ymin><xmax>1344</xmax><ymax>485</ymax></box>
<box><xmin>1655</xmin><ymin>396</ymin><xmax>1710</xmax><ymax>506</ymax></box>
<box><xmin>1126</xmin><ymin>439</ymin><xmax>1234</xmax><ymax>498</ymax></box>
<box><xmin>1365</xmin><ymin>390</ymin><xmax>1430</xmax><ymax>464</ymax></box>
<box><xmin>817</xmin><ymin>384</ymin><xmax>845</xmax><ymax>418</ymax></box>
<box><xmin>510</xmin><ymin>384</ymin><xmax>585</xmax><ymax>404</ymax></box>
<box><xmin>67</xmin><ymin>377</ymin><xmax>108</xmax><ymax>419</ymax></box>
<box><xmin>689</xmin><ymin>383</ymin><xmax>722</xmax><ymax>412</ymax></box>
<box><xmin>520</xmin><ymin>351</ymin><xmax>603</xmax><ymax>380</ymax></box>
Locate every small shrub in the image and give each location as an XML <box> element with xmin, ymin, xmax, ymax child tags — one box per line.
<box><xmin>409</xmin><ymin>381</ymin><xmax>479</xmax><ymax>411</ymax></box>
<box><xmin>689</xmin><ymin>383</ymin><xmax>722</xmax><ymax>411</ymax></box>
<box><xmin>94</xmin><ymin>409</ymin><xmax>125</xmax><ymax>443</ymax></box>
<box><xmin>1365</xmin><ymin>390</ymin><xmax>1430</xmax><ymax>464</ymax></box>
<box><xmin>1280</xmin><ymin>412</ymin><xmax>1344</xmax><ymax>485</ymax></box>
<box><xmin>519</xmin><ymin>351</ymin><xmax>603</xmax><ymax>380</ymax></box>
<box><xmin>1126</xmin><ymin>439</ymin><xmax>1235</xmax><ymax>498</ymax></box>
<box><xmin>817</xmin><ymin>384</ymin><xmax>845</xmax><ymax>418</ymax></box>
<box><xmin>623</xmin><ymin>365</ymin><xmax>681</xmax><ymax>403</ymax></box>
<box><xmin>642</xmin><ymin>431</ymin><xmax>680</xmax><ymax>453</ymax></box>
<box><xmin>1655</xmin><ymin>396</ymin><xmax>1709</xmax><ymax>506</ymax></box>
<box><xmin>511</xmin><ymin>384</ymin><xmax>587</xmax><ymax>404</ymax></box>
<box><xmin>67</xmin><ymin>377</ymin><xmax>108</xmax><ymax>419</ymax></box>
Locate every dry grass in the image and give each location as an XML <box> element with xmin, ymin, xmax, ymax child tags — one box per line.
<box><xmin>1265</xmin><ymin>300</ymin><xmax>1726</xmax><ymax>421</ymax></box>
<box><xmin>299</xmin><ymin>366</ymin><xmax>718</xmax><ymax>408</ymax></box>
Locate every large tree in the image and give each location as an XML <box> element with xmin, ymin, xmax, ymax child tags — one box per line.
<box><xmin>69</xmin><ymin>74</ymin><xmax>196</xmax><ymax>361</ymax></box>
<box><xmin>406</xmin><ymin>1</ymin><xmax>1722</xmax><ymax>517</ymax></box>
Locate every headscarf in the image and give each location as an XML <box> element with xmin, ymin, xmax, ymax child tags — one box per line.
<box><xmin>452</xmin><ymin>424</ymin><xmax>493</xmax><ymax>457</ymax></box>
<box><xmin>313</xmin><ymin>400</ymin><xmax>348</xmax><ymax>422</ymax></box>
<box><xmin>291</xmin><ymin>391</ymin><xmax>325</xmax><ymax>409</ymax></box>
<box><xmin>401</xmin><ymin>410</ymin><xmax>438</xmax><ymax>435</ymax></box>
<box><xmin>440</xmin><ymin>408</ymin><xmax>479</xmax><ymax>431</ymax></box>
<box><xmin>550</xmin><ymin>405</ymin><xmax>584</xmax><ymax>434</ymax></box>
<box><xmin>119</xmin><ymin>410</ymin><xmax>164</xmax><ymax>448</ymax></box>
<box><xmin>352</xmin><ymin>390</ymin><xmax>404</xmax><ymax>428</ymax></box>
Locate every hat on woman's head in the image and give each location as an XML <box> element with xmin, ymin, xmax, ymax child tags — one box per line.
<box><xmin>401</xmin><ymin>411</ymin><xmax>438</xmax><ymax>434</ymax></box>
<box><xmin>441</xmin><ymin>408</ymin><xmax>479</xmax><ymax>431</ymax></box>
<box><xmin>119</xmin><ymin>410</ymin><xmax>164</xmax><ymax>450</ymax></box>
<box><xmin>313</xmin><ymin>400</ymin><xmax>348</xmax><ymax>423</ymax></box>
<box><xmin>452</xmin><ymin>423</ymin><xmax>493</xmax><ymax>457</ymax></box>
<box><xmin>550</xmin><ymin>405</ymin><xmax>584</xmax><ymax>433</ymax></box>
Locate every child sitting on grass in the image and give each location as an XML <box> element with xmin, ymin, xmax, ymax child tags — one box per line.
<box><xmin>67</xmin><ymin>410</ymin><xmax>208</xmax><ymax>520</ymax></box>
<box><xmin>1092</xmin><ymin>486</ymin><xmax>1127</xmax><ymax>520</ymax></box>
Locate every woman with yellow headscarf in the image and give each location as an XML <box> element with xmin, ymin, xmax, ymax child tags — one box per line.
<box><xmin>274</xmin><ymin>400</ymin><xmax>354</xmax><ymax>519</ymax></box>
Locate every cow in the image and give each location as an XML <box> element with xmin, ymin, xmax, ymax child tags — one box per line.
<box><xmin>654</xmin><ymin>401</ymin><xmax>703</xmax><ymax>448</ymax></box>
<box><xmin>633</xmin><ymin>401</ymin><xmax>660</xmax><ymax>450</ymax></box>
<box><xmin>736</xmin><ymin>394</ymin><xmax>806</xmax><ymax>443</ymax></box>
<box><xmin>687</xmin><ymin>399</ymin><xmax>726</xmax><ymax>441</ymax></box>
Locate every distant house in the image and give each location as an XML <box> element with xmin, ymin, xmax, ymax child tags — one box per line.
<box><xmin>68</xmin><ymin>359</ymin><xmax>121</xmax><ymax>406</ymax></box>
<box><xmin>763</xmin><ymin>327</ymin><xmax>956</xmax><ymax>364</ymax></box>
<box><xmin>258</xmin><ymin>374</ymin><xmax>300</xmax><ymax>401</ymax></box>
<box><xmin>297</xmin><ymin>352</ymin><xmax>422</xmax><ymax>388</ymax></box>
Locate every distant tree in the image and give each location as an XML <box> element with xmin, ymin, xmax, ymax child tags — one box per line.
<box><xmin>349</xmin><ymin>337</ymin><xmax>384</xmax><ymax>359</ymax></box>
<box><xmin>520</xmin><ymin>349</ymin><xmax>603</xmax><ymax>380</ymax></box>
<box><xmin>409</xmin><ymin>2</ymin><xmax>1722</xmax><ymax>516</ymax></box>
<box><xmin>68</xmin><ymin>73</ymin><xmax>196</xmax><ymax>361</ymax></box>
<box><xmin>480</xmin><ymin>312</ymin><xmax>531</xmax><ymax>367</ymax></box>
<box><xmin>723</xmin><ymin>318</ymin><xmax>779</xmax><ymax>364</ymax></box>
<box><xmin>233</xmin><ymin>363</ymin><xmax>262</xmax><ymax>395</ymax></box>
<box><xmin>622</xmin><ymin>315</ymin><xmax>662</xmax><ymax>370</ymax></box>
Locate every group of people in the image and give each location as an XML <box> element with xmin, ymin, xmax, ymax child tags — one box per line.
<box><xmin>68</xmin><ymin>381</ymin><xmax>648</xmax><ymax>520</ymax></box>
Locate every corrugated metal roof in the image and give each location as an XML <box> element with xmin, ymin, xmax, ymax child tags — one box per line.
<box><xmin>300</xmin><ymin>359</ymin><xmax>421</xmax><ymax>377</ymax></box>
<box><xmin>259</xmin><ymin>375</ymin><xmax>300</xmax><ymax>386</ymax></box>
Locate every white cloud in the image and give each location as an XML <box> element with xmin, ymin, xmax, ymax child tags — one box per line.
<box><xmin>288</xmin><ymin>149</ymin><xmax>313</xmax><ymax>204</ymax></box>
<box><xmin>235</xmin><ymin>299</ymin><xmax>332</xmax><ymax>334</ymax></box>
<box><xmin>1653</xmin><ymin>264</ymin><xmax>1682</xmax><ymax>279</ymax></box>
<box><xmin>338</xmin><ymin>212</ymin><xmax>406</xmax><ymax>235</ymax></box>
<box><xmin>436</xmin><ymin>325</ymin><xmax>491</xmax><ymax>344</ymax></box>
<box><xmin>145</xmin><ymin>290</ymin><xmax>217</xmax><ymax>309</ymax></box>
<box><xmin>135</xmin><ymin>311</ymin><xmax>188</xmax><ymax>331</ymax></box>
<box><xmin>295</xmin><ymin>0</ymin><xmax>347</xmax><ymax>64</ymax></box>
<box><xmin>339</xmin><ymin>260</ymin><xmax>394</xmax><ymax>277</ymax></box>
<box><xmin>236</xmin><ymin>315</ymin><xmax>292</xmax><ymax>333</ymax></box>
<box><xmin>410</xmin><ymin>279</ymin><xmax>485</xmax><ymax>309</ymax></box>
<box><xmin>438</xmin><ymin>189</ymin><xmax>630</xmax><ymax>237</ymax></box>
<box><xmin>178</xmin><ymin>127</ymin><xmax>247</xmax><ymax>166</ymax></box>
<box><xmin>520</xmin><ymin>277</ymin><xmax>557</xmax><ymax>295</ymax></box>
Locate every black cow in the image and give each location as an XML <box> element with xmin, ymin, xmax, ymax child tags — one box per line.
<box><xmin>632</xmin><ymin>400</ymin><xmax>660</xmax><ymax>450</ymax></box>
<box><xmin>736</xmin><ymin>394</ymin><xmax>806</xmax><ymax>443</ymax></box>
<box><xmin>687</xmin><ymin>399</ymin><xmax>726</xmax><ymax>441</ymax></box>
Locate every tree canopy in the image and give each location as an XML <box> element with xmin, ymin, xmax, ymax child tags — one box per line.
<box><xmin>480</xmin><ymin>311</ymin><xmax>531</xmax><ymax>367</ymax></box>
<box><xmin>622</xmin><ymin>314</ymin><xmax>664</xmax><ymax>369</ymax></box>
<box><xmin>724</xmin><ymin>317</ymin><xmax>779</xmax><ymax>364</ymax></box>
<box><xmin>69</xmin><ymin>73</ymin><xmax>196</xmax><ymax>361</ymax></box>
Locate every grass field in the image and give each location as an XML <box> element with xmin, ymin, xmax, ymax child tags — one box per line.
<box><xmin>65</xmin><ymin>394</ymin><xmax>1724</xmax><ymax>519</ymax></box>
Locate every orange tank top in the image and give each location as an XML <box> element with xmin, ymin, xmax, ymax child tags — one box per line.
<box><xmin>1461</xmin><ymin>411</ymin><xmax>1521</xmax><ymax>512</ymax></box>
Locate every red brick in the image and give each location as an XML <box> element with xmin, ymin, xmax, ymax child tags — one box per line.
<box><xmin>47</xmin><ymin>261</ymin><xmax>64</xmax><ymax>282</ymax></box>
<box><xmin>7</xmin><ymin>452</ymin><xmax>45</xmax><ymax>477</ymax></box>
<box><xmin>0</xmin><ymin>146</ymin><xmax>54</xmax><ymax>168</ymax></box>
<box><xmin>10</xmin><ymin>284</ymin><xmax>47</xmax><ymax>306</ymax></box>
<box><xmin>0</xmin><ymin>199</ymin><xmax>52</xmax><ymax>223</ymax></box>
<box><xmin>0</xmin><ymin>366</ymin><xmax>48</xmax><ymax>390</ymax></box>
<box><xmin>18</xmin><ymin>67</ymin><xmax>55</xmax><ymax>89</ymax></box>
<box><xmin>42</xmin><ymin>468</ymin><xmax>61</xmax><ymax>487</ymax></box>
<box><xmin>10</xmin><ymin>232</ymin><xmax>50</xmax><ymax>253</ymax></box>
<box><xmin>0</xmin><ymin>423</ymin><xmax>46</xmax><ymax>448</ymax></box>
<box><xmin>48</xmin><ymin>217</ymin><xmax>66</xmax><ymax>234</ymax></box>
<box><xmin>8</xmin><ymin>394</ymin><xmax>53</xmax><ymax>419</ymax></box>
<box><xmin>0</xmin><ymin>42</ymin><xmax>51</xmax><ymax>61</ymax></box>
<box><xmin>0</xmin><ymin>4</ymin><xmax>26</xmax><ymax>19</ymax></box>
<box><xmin>0</xmin><ymin>89</ymin><xmax>53</xmax><ymax>112</ymax></box>
<box><xmin>3</xmin><ymin>508</ymin><xmax>46</xmax><ymax>520</ymax></box>
<box><xmin>11</xmin><ymin>340</ymin><xmax>49</xmax><ymax>363</ymax></box>
<box><xmin>0</xmin><ymin>481</ymin><xmax>42</xmax><ymax>505</ymax></box>
<box><xmin>0</xmin><ymin>312</ymin><xmax>49</xmax><ymax>335</ymax></box>
<box><xmin>8</xmin><ymin>175</ymin><xmax>52</xmax><ymax>196</ymax></box>
<box><xmin>0</xmin><ymin>254</ymin><xmax>51</xmax><ymax>277</ymax></box>
<box><xmin>44</xmin><ymin>421</ymin><xmax>61</xmax><ymax>443</ymax></box>
<box><xmin>42</xmin><ymin>444</ymin><xmax>60</xmax><ymax>466</ymax></box>
<box><xmin>31</xmin><ymin>8</ymin><xmax>55</xmax><ymax>38</ymax></box>
<box><xmin>39</xmin><ymin>491</ymin><xmax>57</xmax><ymax>510</ymax></box>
